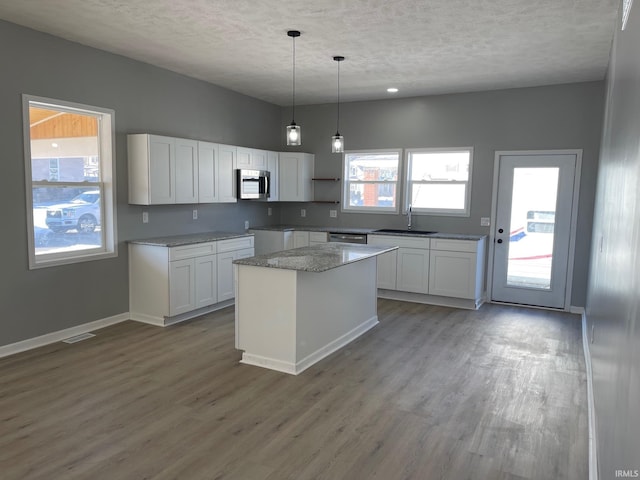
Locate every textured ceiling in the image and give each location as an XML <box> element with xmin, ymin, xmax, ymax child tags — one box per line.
<box><xmin>0</xmin><ymin>0</ymin><xmax>620</xmax><ymax>106</ymax></box>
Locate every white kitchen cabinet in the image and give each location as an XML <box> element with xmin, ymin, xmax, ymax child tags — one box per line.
<box><xmin>293</xmin><ymin>231</ymin><xmax>310</xmax><ymax>248</ymax></box>
<box><xmin>249</xmin><ymin>229</ymin><xmax>293</xmax><ymax>255</ymax></box>
<box><xmin>428</xmin><ymin>238</ymin><xmax>485</xmax><ymax>300</ymax></box>
<box><xmin>236</xmin><ymin>147</ymin><xmax>268</xmax><ymax>170</ymax></box>
<box><xmin>128</xmin><ymin>134</ymin><xmax>199</xmax><ymax>205</ymax></box>
<box><xmin>267</xmin><ymin>150</ymin><xmax>279</xmax><ymax>202</ymax></box>
<box><xmin>397</xmin><ymin>248</ymin><xmax>430</xmax><ymax>293</ymax></box>
<box><xmin>174</xmin><ymin>138</ymin><xmax>198</xmax><ymax>203</ymax></box>
<box><xmin>197</xmin><ymin>141</ymin><xmax>218</xmax><ymax>203</ymax></box>
<box><xmin>279</xmin><ymin>152</ymin><xmax>314</xmax><ymax>202</ymax></box>
<box><xmin>217</xmin><ymin>144</ymin><xmax>238</xmax><ymax>203</ymax></box>
<box><xmin>129</xmin><ymin>236</ymin><xmax>253</xmax><ymax>326</ymax></box>
<box><xmin>367</xmin><ymin>235</ymin><xmax>399</xmax><ymax>290</ymax></box>
<box><xmin>169</xmin><ymin>258</ymin><xmax>196</xmax><ymax>316</ymax></box>
<box><xmin>217</xmin><ymin>236</ymin><xmax>256</xmax><ymax>302</ymax></box>
<box><xmin>128</xmin><ymin>134</ymin><xmax>175</xmax><ymax>205</ymax></box>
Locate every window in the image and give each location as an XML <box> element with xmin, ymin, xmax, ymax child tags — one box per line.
<box><xmin>342</xmin><ymin>149</ymin><xmax>401</xmax><ymax>213</ymax></box>
<box><xmin>405</xmin><ymin>147</ymin><xmax>473</xmax><ymax>216</ymax></box>
<box><xmin>23</xmin><ymin>95</ymin><xmax>117</xmax><ymax>269</ymax></box>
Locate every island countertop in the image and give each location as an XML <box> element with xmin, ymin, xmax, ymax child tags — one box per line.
<box><xmin>129</xmin><ymin>231</ymin><xmax>253</xmax><ymax>247</ymax></box>
<box><xmin>233</xmin><ymin>243</ymin><xmax>397</xmax><ymax>273</ymax></box>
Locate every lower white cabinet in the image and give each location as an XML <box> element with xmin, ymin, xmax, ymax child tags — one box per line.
<box><xmin>129</xmin><ymin>236</ymin><xmax>254</xmax><ymax>326</ymax></box>
<box><xmin>293</xmin><ymin>231</ymin><xmax>310</xmax><ymax>248</ymax></box>
<box><xmin>428</xmin><ymin>238</ymin><xmax>485</xmax><ymax>300</ymax></box>
<box><xmin>309</xmin><ymin>232</ymin><xmax>328</xmax><ymax>245</ymax></box>
<box><xmin>367</xmin><ymin>234</ymin><xmax>486</xmax><ymax>308</ymax></box>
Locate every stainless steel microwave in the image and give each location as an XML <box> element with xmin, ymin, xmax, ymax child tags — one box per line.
<box><xmin>237</xmin><ymin>169</ymin><xmax>270</xmax><ymax>200</ymax></box>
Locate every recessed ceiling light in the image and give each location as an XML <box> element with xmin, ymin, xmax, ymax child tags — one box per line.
<box><xmin>387</xmin><ymin>87</ymin><xmax>399</xmax><ymax>93</ymax></box>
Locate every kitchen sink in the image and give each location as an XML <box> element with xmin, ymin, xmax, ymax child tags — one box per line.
<box><xmin>374</xmin><ymin>228</ymin><xmax>437</xmax><ymax>235</ymax></box>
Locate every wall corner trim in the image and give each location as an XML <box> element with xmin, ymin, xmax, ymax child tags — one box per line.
<box><xmin>0</xmin><ymin>312</ymin><xmax>129</xmax><ymax>359</ymax></box>
<box><xmin>582</xmin><ymin>311</ymin><xmax>598</xmax><ymax>480</ymax></box>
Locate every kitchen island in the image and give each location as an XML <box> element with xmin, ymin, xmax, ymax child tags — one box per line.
<box><xmin>233</xmin><ymin>243</ymin><xmax>397</xmax><ymax>375</ymax></box>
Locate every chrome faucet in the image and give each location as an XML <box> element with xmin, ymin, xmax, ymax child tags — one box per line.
<box><xmin>407</xmin><ymin>204</ymin><xmax>412</xmax><ymax>230</ymax></box>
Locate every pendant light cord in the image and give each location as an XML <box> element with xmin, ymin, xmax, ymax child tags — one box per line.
<box><xmin>292</xmin><ymin>34</ymin><xmax>296</xmax><ymax>123</ymax></box>
<box><xmin>336</xmin><ymin>59</ymin><xmax>340</xmax><ymax>132</ymax></box>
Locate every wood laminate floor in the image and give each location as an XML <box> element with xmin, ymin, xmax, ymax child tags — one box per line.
<box><xmin>0</xmin><ymin>300</ymin><xmax>587</xmax><ymax>480</ymax></box>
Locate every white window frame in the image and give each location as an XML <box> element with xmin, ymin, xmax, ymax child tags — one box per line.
<box><xmin>342</xmin><ymin>148</ymin><xmax>402</xmax><ymax>214</ymax></box>
<box><xmin>23</xmin><ymin>94</ymin><xmax>118</xmax><ymax>269</ymax></box>
<box><xmin>404</xmin><ymin>147</ymin><xmax>473</xmax><ymax>217</ymax></box>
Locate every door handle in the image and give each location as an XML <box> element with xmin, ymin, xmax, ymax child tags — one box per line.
<box><xmin>497</xmin><ymin>239</ymin><xmax>503</xmax><ymax>244</ymax></box>
<box><xmin>498</xmin><ymin>228</ymin><xmax>504</xmax><ymax>233</ymax></box>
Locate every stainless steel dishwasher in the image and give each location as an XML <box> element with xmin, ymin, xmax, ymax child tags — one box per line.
<box><xmin>328</xmin><ymin>232</ymin><xmax>368</xmax><ymax>244</ymax></box>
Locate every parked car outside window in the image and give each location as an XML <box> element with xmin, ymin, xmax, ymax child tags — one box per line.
<box><xmin>45</xmin><ymin>190</ymin><xmax>101</xmax><ymax>233</ymax></box>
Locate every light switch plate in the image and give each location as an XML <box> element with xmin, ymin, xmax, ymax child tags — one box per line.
<box><xmin>329</xmin><ymin>209</ymin><xmax>337</xmax><ymax>218</ymax></box>
<box><xmin>192</xmin><ymin>209</ymin><xmax>198</xmax><ymax>220</ymax></box>
<box><xmin>142</xmin><ymin>211</ymin><xmax>149</xmax><ymax>224</ymax></box>
<box><xmin>480</xmin><ymin>217</ymin><xmax>490</xmax><ymax>226</ymax></box>
<box><xmin>244</xmin><ymin>220</ymin><xmax>250</xmax><ymax>230</ymax></box>
<box><xmin>301</xmin><ymin>209</ymin><xmax>306</xmax><ymax>218</ymax></box>
<box><xmin>267</xmin><ymin>207</ymin><xmax>272</xmax><ymax>216</ymax></box>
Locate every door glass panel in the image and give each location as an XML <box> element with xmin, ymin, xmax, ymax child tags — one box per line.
<box><xmin>506</xmin><ymin>167</ymin><xmax>558</xmax><ymax>289</ymax></box>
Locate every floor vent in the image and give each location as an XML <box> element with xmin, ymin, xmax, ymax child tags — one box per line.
<box><xmin>62</xmin><ymin>333</ymin><xmax>96</xmax><ymax>344</ymax></box>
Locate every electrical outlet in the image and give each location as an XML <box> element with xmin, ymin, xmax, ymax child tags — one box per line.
<box><xmin>192</xmin><ymin>209</ymin><xmax>198</xmax><ymax>220</ymax></box>
<box><xmin>300</xmin><ymin>209</ymin><xmax>306</xmax><ymax>218</ymax></box>
<box><xmin>329</xmin><ymin>209</ymin><xmax>337</xmax><ymax>218</ymax></box>
<box><xmin>268</xmin><ymin>207</ymin><xmax>273</xmax><ymax>216</ymax></box>
<box><xmin>142</xmin><ymin>211</ymin><xmax>149</xmax><ymax>224</ymax></box>
<box><xmin>244</xmin><ymin>220</ymin><xmax>250</xmax><ymax>230</ymax></box>
<box><xmin>481</xmin><ymin>217</ymin><xmax>490</xmax><ymax>226</ymax></box>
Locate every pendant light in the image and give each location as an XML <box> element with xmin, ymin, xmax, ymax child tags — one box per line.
<box><xmin>331</xmin><ymin>56</ymin><xmax>345</xmax><ymax>153</ymax></box>
<box><xmin>286</xmin><ymin>30</ymin><xmax>301</xmax><ymax>146</ymax></box>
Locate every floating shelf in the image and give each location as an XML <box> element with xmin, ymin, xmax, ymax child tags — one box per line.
<box><xmin>312</xmin><ymin>177</ymin><xmax>340</xmax><ymax>181</ymax></box>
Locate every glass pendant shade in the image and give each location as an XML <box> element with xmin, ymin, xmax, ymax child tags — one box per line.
<box><xmin>286</xmin><ymin>30</ymin><xmax>301</xmax><ymax>146</ymax></box>
<box><xmin>332</xmin><ymin>133</ymin><xmax>344</xmax><ymax>153</ymax></box>
<box><xmin>331</xmin><ymin>56</ymin><xmax>345</xmax><ymax>153</ymax></box>
<box><xmin>287</xmin><ymin>122</ymin><xmax>301</xmax><ymax>146</ymax></box>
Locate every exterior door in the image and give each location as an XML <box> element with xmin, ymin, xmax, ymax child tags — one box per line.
<box><xmin>491</xmin><ymin>152</ymin><xmax>579</xmax><ymax>309</ymax></box>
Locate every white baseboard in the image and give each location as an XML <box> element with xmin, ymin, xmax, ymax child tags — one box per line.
<box><xmin>0</xmin><ymin>312</ymin><xmax>129</xmax><ymax>359</ymax></box>
<box><xmin>241</xmin><ymin>316</ymin><xmax>379</xmax><ymax>375</ymax></box>
<box><xmin>378</xmin><ymin>290</ymin><xmax>482</xmax><ymax>310</ymax></box>
<box><xmin>582</xmin><ymin>311</ymin><xmax>598</xmax><ymax>480</ymax></box>
<box><xmin>571</xmin><ymin>305</ymin><xmax>586</xmax><ymax>314</ymax></box>
<box><xmin>130</xmin><ymin>299</ymin><xmax>235</xmax><ymax>327</ymax></box>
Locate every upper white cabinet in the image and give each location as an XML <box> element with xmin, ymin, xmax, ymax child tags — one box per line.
<box><xmin>428</xmin><ymin>238</ymin><xmax>485</xmax><ymax>300</ymax></box>
<box><xmin>197</xmin><ymin>141</ymin><xmax>218</xmax><ymax>203</ymax></box>
<box><xmin>128</xmin><ymin>134</ymin><xmax>175</xmax><ymax>205</ymax></box>
<box><xmin>216</xmin><ymin>144</ymin><xmax>238</xmax><ymax>203</ymax></box>
<box><xmin>267</xmin><ymin>150</ymin><xmax>279</xmax><ymax>202</ymax></box>
<box><xmin>174</xmin><ymin>138</ymin><xmax>198</xmax><ymax>204</ymax></box>
<box><xmin>279</xmin><ymin>152</ymin><xmax>314</xmax><ymax>202</ymax></box>
<box><xmin>236</xmin><ymin>147</ymin><xmax>268</xmax><ymax>170</ymax></box>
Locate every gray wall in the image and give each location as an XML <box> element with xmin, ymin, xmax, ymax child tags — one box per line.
<box><xmin>280</xmin><ymin>82</ymin><xmax>605</xmax><ymax>307</ymax></box>
<box><xmin>0</xmin><ymin>20</ymin><xmax>282</xmax><ymax>347</ymax></box>
<box><xmin>586</xmin><ymin>5</ymin><xmax>640</xmax><ymax>478</ymax></box>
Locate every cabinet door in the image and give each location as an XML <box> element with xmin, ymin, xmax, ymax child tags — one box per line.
<box><xmin>293</xmin><ymin>231</ymin><xmax>310</xmax><ymax>248</ymax></box>
<box><xmin>278</xmin><ymin>153</ymin><xmax>301</xmax><ymax>201</ymax></box>
<box><xmin>376</xmin><ymin>250</ymin><xmax>398</xmax><ymax>290</ymax></box>
<box><xmin>217</xmin><ymin>251</ymin><xmax>236</xmax><ymax>302</ymax></box>
<box><xmin>195</xmin><ymin>254</ymin><xmax>218</xmax><ymax>308</ymax></box>
<box><xmin>198</xmin><ymin>141</ymin><xmax>218</xmax><ymax>203</ymax></box>
<box><xmin>236</xmin><ymin>147</ymin><xmax>252</xmax><ymax>169</ymax></box>
<box><xmin>251</xmin><ymin>149</ymin><xmax>268</xmax><ymax>170</ymax></box>
<box><xmin>218</xmin><ymin>144</ymin><xmax>237</xmax><ymax>203</ymax></box>
<box><xmin>429</xmin><ymin>250</ymin><xmax>476</xmax><ymax>299</ymax></box>
<box><xmin>267</xmin><ymin>151</ymin><xmax>279</xmax><ymax>202</ymax></box>
<box><xmin>169</xmin><ymin>258</ymin><xmax>196</xmax><ymax>316</ymax></box>
<box><xmin>396</xmin><ymin>248</ymin><xmax>430</xmax><ymax>294</ymax></box>
<box><xmin>175</xmin><ymin>139</ymin><xmax>198</xmax><ymax>203</ymax></box>
<box><xmin>149</xmin><ymin>135</ymin><xmax>175</xmax><ymax>204</ymax></box>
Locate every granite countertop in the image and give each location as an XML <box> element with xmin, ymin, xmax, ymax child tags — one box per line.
<box><xmin>250</xmin><ymin>225</ymin><xmax>373</xmax><ymax>234</ymax></box>
<box><xmin>251</xmin><ymin>225</ymin><xmax>485</xmax><ymax>241</ymax></box>
<box><xmin>233</xmin><ymin>243</ymin><xmax>397</xmax><ymax>272</ymax></box>
<box><xmin>129</xmin><ymin>231</ymin><xmax>253</xmax><ymax>247</ymax></box>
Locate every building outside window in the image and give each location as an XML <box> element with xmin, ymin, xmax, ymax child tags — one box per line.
<box><xmin>342</xmin><ymin>150</ymin><xmax>401</xmax><ymax>213</ymax></box>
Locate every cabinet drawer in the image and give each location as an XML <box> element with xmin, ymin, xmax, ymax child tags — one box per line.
<box><xmin>169</xmin><ymin>242</ymin><xmax>217</xmax><ymax>261</ymax></box>
<box><xmin>368</xmin><ymin>234</ymin><xmax>430</xmax><ymax>250</ymax></box>
<box><xmin>430</xmin><ymin>238</ymin><xmax>478</xmax><ymax>253</ymax></box>
<box><xmin>309</xmin><ymin>232</ymin><xmax>328</xmax><ymax>243</ymax></box>
<box><xmin>217</xmin><ymin>236</ymin><xmax>255</xmax><ymax>253</ymax></box>
<box><xmin>235</xmin><ymin>248</ymin><xmax>255</xmax><ymax>260</ymax></box>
